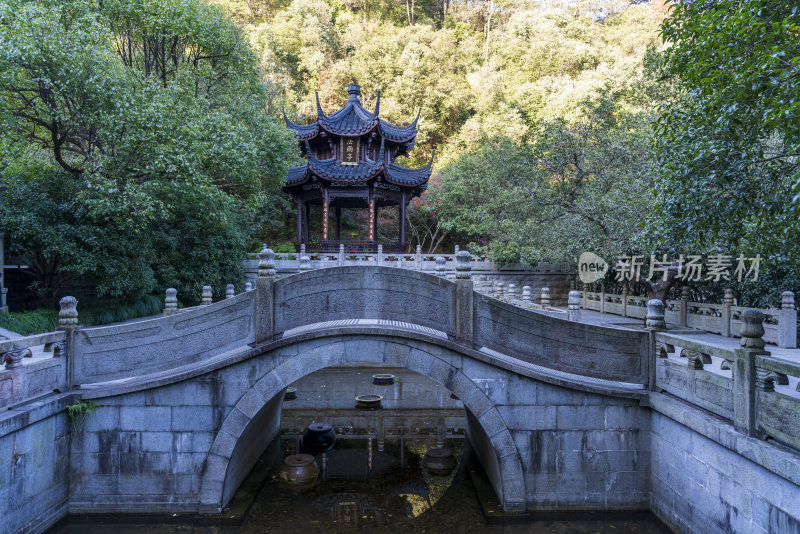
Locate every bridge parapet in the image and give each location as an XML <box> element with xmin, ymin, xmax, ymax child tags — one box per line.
<box><xmin>655</xmin><ymin>311</ymin><xmax>800</xmax><ymax>451</ymax></box>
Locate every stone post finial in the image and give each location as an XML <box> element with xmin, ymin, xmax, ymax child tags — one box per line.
<box><xmin>508</xmin><ymin>283</ymin><xmax>517</xmax><ymax>300</ymax></box>
<box><xmin>724</xmin><ymin>288</ymin><xmax>735</xmax><ymax>305</ymax></box>
<box><xmin>495</xmin><ymin>281</ymin><xmax>505</xmax><ymax>299</ymax></box>
<box><xmin>645</xmin><ymin>299</ymin><xmax>666</xmax><ymax>331</ymax></box>
<box><xmin>202</xmin><ymin>286</ymin><xmax>213</xmax><ymax>305</ymax></box>
<box><xmin>338</xmin><ymin>244</ymin><xmax>345</xmax><ymax>266</ymax></box>
<box><xmin>681</xmin><ymin>286</ymin><xmax>690</xmax><ymax>300</ymax></box>
<box><xmin>435</xmin><ymin>256</ymin><xmax>446</xmax><ymax>276</ymax></box>
<box><xmin>58</xmin><ymin>296</ymin><xmax>78</xmax><ymax>328</ymax></box>
<box><xmin>455</xmin><ymin>250</ymin><xmax>471</xmax><ymax>279</ymax></box>
<box><xmin>568</xmin><ymin>290</ymin><xmax>581</xmax><ymax>322</ymax></box>
<box><xmin>739</xmin><ymin>309</ymin><xmax>766</xmax><ymax>350</ymax></box>
<box><xmin>454</xmin><ymin>245</ymin><xmax>460</xmax><ymax>254</ymax></box>
<box><xmin>300</xmin><ymin>243</ymin><xmax>306</xmax><ymax>256</ymax></box>
<box><xmin>245</xmin><ymin>281</ymin><xmax>253</xmax><ymax>292</ymax></box>
<box><xmin>778</xmin><ymin>291</ymin><xmax>797</xmax><ymax>349</ymax></box>
<box><xmin>258</xmin><ymin>244</ymin><xmax>275</xmax><ymax>278</ymax></box>
<box><xmin>377</xmin><ymin>244</ymin><xmax>384</xmax><ymax>264</ymax></box>
<box><xmin>300</xmin><ymin>255</ymin><xmax>311</xmax><ymax>271</ymax></box>
<box><xmin>226</xmin><ymin>284</ymin><xmax>235</xmax><ymax>299</ymax></box>
<box><xmin>540</xmin><ymin>287</ymin><xmax>551</xmax><ymax>307</ymax></box>
<box><xmin>522</xmin><ymin>286</ymin><xmax>532</xmax><ymax>303</ymax></box>
<box><xmin>164</xmin><ymin>288</ymin><xmax>178</xmax><ymax>316</ymax></box>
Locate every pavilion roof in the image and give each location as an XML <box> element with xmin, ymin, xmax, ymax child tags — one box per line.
<box><xmin>283</xmin><ymin>84</ymin><xmax>419</xmax><ymax>142</ymax></box>
<box><xmin>285</xmin><ymin>141</ymin><xmax>433</xmax><ymax>189</ymax></box>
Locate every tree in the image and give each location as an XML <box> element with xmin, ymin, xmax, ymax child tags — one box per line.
<box><xmin>0</xmin><ymin>0</ymin><xmax>294</xmax><ymax>302</ymax></box>
<box><xmin>653</xmin><ymin>0</ymin><xmax>800</xmax><ymax>258</ymax></box>
<box><xmin>427</xmin><ymin>97</ymin><xmax>657</xmax><ymax>264</ymax></box>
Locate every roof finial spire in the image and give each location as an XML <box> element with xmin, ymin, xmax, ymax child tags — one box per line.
<box><xmin>411</xmin><ymin>107</ymin><xmax>421</xmax><ymax>128</ymax></box>
<box><xmin>347</xmin><ymin>84</ymin><xmax>361</xmax><ymax>101</ymax></box>
<box><xmin>315</xmin><ymin>92</ymin><xmax>326</xmax><ymax>119</ymax></box>
<box><xmin>374</xmin><ymin>91</ymin><xmax>381</xmax><ymax>116</ymax></box>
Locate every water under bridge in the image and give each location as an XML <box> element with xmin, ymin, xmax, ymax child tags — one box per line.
<box><xmin>2</xmin><ymin>250</ymin><xmax>800</xmax><ymax>534</ymax></box>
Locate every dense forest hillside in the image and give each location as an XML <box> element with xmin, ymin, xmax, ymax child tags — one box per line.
<box><xmin>212</xmin><ymin>0</ymin><xmax>666</xmax><ymax>255</ymax></box>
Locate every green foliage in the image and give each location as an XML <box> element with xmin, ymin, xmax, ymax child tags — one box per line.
<box><xmin>66</xmin><ymin>400</ymin><xmax>98</xmax><ymax>431</ymax></box>
<box><xmin>653</xmin><ymin>0</ymin><xmax>800</xmax><ymax>257</ymax></box>
<box><xmin>0</xmin><ymin>0</ymin><xmax>295</xmax><ymax>301</ymax></box>
<box><xmin>0</xmin><ymin>295</ymin><xmax>164</xmax><ymax>335</ymax></box>
<box><xmin>428</xmin><ymin>96</ymin><xmax>656</xmax><ymax>263</ymax></box>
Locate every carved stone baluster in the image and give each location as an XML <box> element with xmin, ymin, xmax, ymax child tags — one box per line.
<box><xmin>567</xmin><ymin>290</ymin><xmax>581</xmax><ymax>322</ymax></box>
<box><xmin>540</xmin><ymin>287</ymin><xmax>551</xmax><ymax>307</ymax></box>
<box><xmin>646</xmin><ymin>299</ymin><xmax>666</xmax><ymax>331</ymax></box>
<box><xmin>202</xmin><ymin>286</ymin><xmax>213</xmax><ymax>305</ymax></box>
<box><xmin>164</xmin><ymin>288</ymin><xmax>178</xmax><ymax>316</ymax></box>
<box><xmin>226</xmin><ymin>284</ymin><xmax>235</xmax><ymax>299</ymax></box>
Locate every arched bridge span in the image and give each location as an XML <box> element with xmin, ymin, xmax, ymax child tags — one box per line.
<box><xmin>66</xmin><ymin>265</ymin><xmax>653</xmax><ymax>515</ymax></box>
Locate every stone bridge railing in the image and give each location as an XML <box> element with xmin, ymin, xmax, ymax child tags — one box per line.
<box><xmin>654</xmin><ymin>315</ymin><xmax>800</xmax><ymax>451</ymax></box>
<box><xmin>3</xmin><ymin>247</ymin><xmax>799</xmax><ymax>455</ymax></box>
<box><xmin>581</xmin><ymin>288</ymin><xmax>798</xmax><ymax>348</ymax></box>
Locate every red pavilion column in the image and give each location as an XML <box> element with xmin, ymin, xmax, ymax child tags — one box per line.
<box><xmin>322</xmin><ymin>187</ymin><xmax>330</xmax><ymax>241</ymax></box>
<box><xmin>368</xmin><ymin>185</ymin><xmax>375</xmax><ymax>241</ymax></box>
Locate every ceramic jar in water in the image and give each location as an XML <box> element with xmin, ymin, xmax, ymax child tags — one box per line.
<box><xmin>302</xmin><ymin>422</ymin><xmax>336</xmax><ymax>453</ymax></box>
<box><xmin>421</xmin><ymin>447</ymin><xmax>457</xmax><ymax>476</ymax></box>
<box><xmin>279</xmin><ymin>454</ymin><xmax>320</xmax><ymax>486</ymax></box>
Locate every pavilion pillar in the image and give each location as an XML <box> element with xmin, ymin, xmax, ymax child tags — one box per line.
<box><xmin>400</xmin><ymin>191</ymin><xmax>406</xmax><ymax>247</ymax></box>
<box><xmin>335</xmin><ymin>205</ymin><xmax>341</xmax><ymax>240</ymax></box>
<box><xmin>368</xmin><ymin>185</ymin><xmax>375</xmax><ymax>242</ymax></box>
<box><xmin>296</xmin><ymin>198</ymin><xmax>303</xmax><ymax>248</ymax></box>
<box><xmin>322</xmin><ymin>188</ymin><xmax>330</xmax><ymax>241</ymax></box>
<box><xmin>373</xmin><ymin>204</ymin><xmax>379</xmax><ymax>241</ymax></box>
<box><xmin>304</xmin><ymin>202</ymin><xmax>310</xmax><ymax>244</ymax></box>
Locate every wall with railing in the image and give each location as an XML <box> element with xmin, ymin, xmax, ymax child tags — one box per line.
<box><xmin>580</xmin><ymin>288</ymin><xmax>798</xmax><ymax>349</ymax></box>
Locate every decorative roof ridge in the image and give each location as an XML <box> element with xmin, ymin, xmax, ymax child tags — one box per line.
<box><xmin>374</xmin><ymin>91</ymin><xmax>381</xmax><ymax>117</ymax></box>
<box><xmin>315</xmin><ymin>92</ymin><xmax>326</xmax><ymax>119</ymax></box>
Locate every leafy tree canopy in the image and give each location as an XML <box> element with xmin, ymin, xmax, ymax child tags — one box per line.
<box><xmin>0</xmin><ymin>0</ymin><xmax>294</xmax><ymax>303</ymax></box>
<box><xmin>652</xmin><ymin>0</ymin><xmax>800</xmax><ymax>258</ymax></box>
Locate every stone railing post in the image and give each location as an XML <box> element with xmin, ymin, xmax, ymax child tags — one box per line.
<box><xmin>58</xmin><ymin>296</ymin><xmax>79</xmax><ymax>386</ymax></box>
<box><xmin>164</xmin><ymin>288</ymin><xmax>178</xmax><ymax>316</ymax></box>
<box><xmin>435</xmin><ymin>256</ymin><xmax>446</xmax><ymax>277</ymax></box>
<box><xmin>454</xmin><ymin>251</ymin><xmax>473</xmax><ymax>346</ymax></box>
<box><xmin>646</xmin><ymin>299</ymin><xmax>666</xmax><ymax>331</ymax></box>
<box><xmin>722</xmin><ymin>288</ymin><xmax>734</xmax><ymax>337</ymax></box>
<box><xmin>256</xmin><ymin>244</ymin><xmax>275</xmax><ymax>343</ymax></box>
<box><xmin>600</xmin><ymin>286</ymin><xmax>606</xmax><ymax>314</ymax></box>
<box><xmin>300</xmin><ymin>243</ymin><xmax>306</xmax><ymax>257</ymax></box>
<box><xmin>680</xmin><ymin>286</ymin><xmax>690</xmax><ymax>327</ymax></box>
<box><xmin>581</xmin><ymin>283</ymin><xmax>587</xmax><ymax>309</ymax></box>
<box><xmin>454</xmin><ymin>245</ymin><xmax>460</xmax><ymax>254</ymax></box>
<box><xmin>245</xmin><ymin>281</ymin><xmax>253</xmax><ymax>292</ymax></box>
<box><xmin>507</xmin><ymin>283</ymin><xmax>517</xmax><ymax>300</ymax></box>
<box><xmin>778</xmin><ymin>291</ymin><xmax>797</xmax><ymax>349</ymax></box>
<box><xmin>202</xmin><ymin>286</ymin><xmax>213</xmax><ymax>305</ymax></box>
<box><xmin>567</xmin><ymin>290</ymin><xmax>581</xmax><ymax>322</ymax></box>
<box><xmin>377</xmin><ymin>244</ymin><xmax>384</xmax><ymax>265</ymax></box>
<box><xmin>415</xmin><ymin>244</ymin><xmax>422</xmax><ymax>270</ymax></box>
<box><xmin>622</xmin><ymin>284</ymin><xmax>629</xmax><ymax>318</ymax></box>
<box><xmin>299</xmin><ymin>255</ymin><xmax>311</xmax><ymax>272</ymax></box>
<box><xmin>495</xmin><ymin>281</ymin><xmax>505</xmax><ymax>299</ymax></box>
<box><xmin>734</xmin><ymin>310</ymin><xmax>769</xmax><ymax>437</ymax></box>
<box><xmin>226</xmin><ymin>284</ymin><xmax>235</xmax><ymax>299</ymax></box>
<box><xmin>540</xmin><ymin>287</ymin><xmax>551</xmax><ymax>307</ymax></box>
<box><xmin>522</xmin><ymin>286</ymin><xmax>531</xmax><ymax>304</ymax></box>
<box><xmin>338</xmin><ymin>244</ymin><xmax>345</xmax><ymax>266</ymax></box>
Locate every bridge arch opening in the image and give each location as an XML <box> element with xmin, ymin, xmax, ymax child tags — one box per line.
<box><xmin>200</xmin><ymin>334</ymin><xmax>525</xmax><ymax>514</ymax></box>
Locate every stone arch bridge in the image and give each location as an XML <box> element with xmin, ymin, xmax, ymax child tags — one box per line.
<box><xmin>3</xmin><ymin>254</ymin><xmax>800</xmax><ymax>534</ymax></box>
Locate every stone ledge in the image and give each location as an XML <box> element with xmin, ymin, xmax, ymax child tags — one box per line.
<box><xmin>0</xmin><ymin>391</ymin><xmax>77</xmax><ymax>437</ymax></box>
<box><xmin>649</xmin><ymin>391</ymin><xmax>800</xmax><ymax>487</ymax></box>
<box><xmin>76</xmin><ymin>326</ymin><xmax>649</xmax><ymax>402</ymax></box>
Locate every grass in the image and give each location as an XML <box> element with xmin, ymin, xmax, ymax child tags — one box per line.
<box><xmin>0</xmin><ymin>294</ymin><xmax>164</xmax><ymax>336</ymax></box>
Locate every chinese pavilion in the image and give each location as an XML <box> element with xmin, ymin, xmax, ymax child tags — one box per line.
<box><xmin>283</xmin><ymin>84</ymin><xmax>433</xmax><ymax>253</ymax></box>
